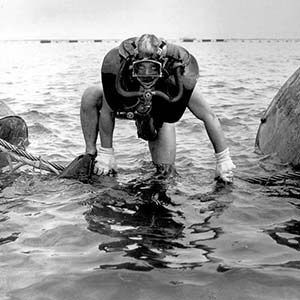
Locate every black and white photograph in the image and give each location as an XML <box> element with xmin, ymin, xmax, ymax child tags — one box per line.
<box><xmin>1</xmin><ymin>0</ymin><xmax>300</xmax><ymax>299</ymax></box>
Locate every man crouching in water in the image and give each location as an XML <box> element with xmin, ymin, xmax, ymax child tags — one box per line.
<box><xmin>80</xmin><ymin>34</ymin><xmax>236</xmax><ymax>183</ymax></box>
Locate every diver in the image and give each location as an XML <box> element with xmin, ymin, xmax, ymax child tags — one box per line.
<box><xmin>80</xmin><ymin>34</ymin><xmax>236</xmax><ymax>183</ymax></box>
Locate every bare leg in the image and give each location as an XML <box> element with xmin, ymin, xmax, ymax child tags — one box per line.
<box><xmin>148</xmin><ymin>122</ymin><xmax>176</xmax><ymax>165</ymax></box>
<box><xmin>80</xmin><ymin>86</ymin><xmax>103</xmax><ymax>155</ymax></box>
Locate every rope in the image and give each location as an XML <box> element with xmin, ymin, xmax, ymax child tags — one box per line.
<box><xmin>0</xmin><ymin>138</ymin><xmax>65</xmax><ymax>174</ymax></box>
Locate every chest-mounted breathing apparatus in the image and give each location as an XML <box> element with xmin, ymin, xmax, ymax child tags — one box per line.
<box><xmin>115</xmin><ymin>40</ymin><xmax>184</xmax><ymax>141</ymax></box>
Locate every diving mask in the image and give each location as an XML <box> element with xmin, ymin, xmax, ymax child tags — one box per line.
<box><xmin>132</xmin><ymin>59</ymin><xmax>163</xmax><ymax>88</ymax></box>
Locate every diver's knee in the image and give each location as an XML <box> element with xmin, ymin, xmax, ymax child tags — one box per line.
<box><xmin>81</xmin><ymin>86</ymin><xmax>103</xmax><ymax>108</ymax></box>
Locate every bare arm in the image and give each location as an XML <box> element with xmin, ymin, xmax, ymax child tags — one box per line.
<box><xmin>187</xmin><ymin>87</ymin><xmax>227</xmax><ymax>153</ymax></box>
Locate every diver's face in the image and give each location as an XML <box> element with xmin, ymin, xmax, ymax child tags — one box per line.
<box><xmin>134</xmin><ymin>61</ymin><xmax>161</xmax><ymax>77</ymax></box>
<box><xmin>132</xmin><ymin>59</ymin><xmax>162</xmax><ymax>87</ymax></box>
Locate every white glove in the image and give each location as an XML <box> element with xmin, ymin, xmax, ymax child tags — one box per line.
<box><xmin>93</xmin><ymin>146</ymin><xmax>117</xmax><ymax>175</ymax></box>
<box><xmin>215</xmin><ymin>148</ymin><xmax>236</xmax><ymax>183</ymax></box>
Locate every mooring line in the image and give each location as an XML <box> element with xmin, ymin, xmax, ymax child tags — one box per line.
<box><xmin>0</xmin><ymin>138</ymin><xmax>65</xmax><ymax>174</ymax></box>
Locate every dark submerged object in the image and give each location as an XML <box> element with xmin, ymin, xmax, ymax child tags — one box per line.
<box><xmin>255</xmin><ymin>66</ymin><xmax>300</xmax><ymax>167</ymax></box>
<box><xmin>59</xmin><ymin>154</ymin><xmax>95</xmax><ymax>183</ymax></box>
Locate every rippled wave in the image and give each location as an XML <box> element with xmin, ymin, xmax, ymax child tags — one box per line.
<box><xmin>1</xmin><ymin>40</ymin><xmax>300</xmax><ymax>299</ymax></box>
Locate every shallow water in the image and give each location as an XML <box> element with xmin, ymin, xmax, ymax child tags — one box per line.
<box><xmin>1</xmin><ymin>40</ymin><xmax>300</xmax><ymax>300</ymax></box>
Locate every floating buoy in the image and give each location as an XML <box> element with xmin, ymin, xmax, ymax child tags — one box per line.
<box><xmin>0</xmin><ymin>101</ymin><xmax>64</xmax><ymax>173</ymax></box>
<box><xmin>255</xmin><ymin>67</ymin><xmax>300</xmax><ymax>167</ymax></box>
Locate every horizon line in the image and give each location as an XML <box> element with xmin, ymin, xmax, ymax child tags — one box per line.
<box><xmin>1</xmin><ymin>37</ymin><xmax>300</xmax><ymax>42</ymax></box>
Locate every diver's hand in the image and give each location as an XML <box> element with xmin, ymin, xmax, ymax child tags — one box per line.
<box><xmin>94</xmin><ymin>147</ymin><xmax>117</xmax><ymax>175</ymax></box>
<box><xmin>215</xmin><ymin>148</ymin><xmax>236</xmax><ymax>183</ymax></box>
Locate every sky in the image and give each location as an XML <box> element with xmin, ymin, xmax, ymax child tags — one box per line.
<box><xmin>0</xmin><ymin>0</ymin><xmax>300</xmax><ymax>40</ymax></box>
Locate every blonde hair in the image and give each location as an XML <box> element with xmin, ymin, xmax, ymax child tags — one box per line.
<box><xmin>135</xmin><ymin>34</ymin><xmax>161</xmax><ymax>58</ymax></box>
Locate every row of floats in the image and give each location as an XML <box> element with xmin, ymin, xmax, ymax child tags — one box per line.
<box><xmin>39</xmin><ymin>38</ymin><xmax>300</xmax><ymax>44</ymax></box>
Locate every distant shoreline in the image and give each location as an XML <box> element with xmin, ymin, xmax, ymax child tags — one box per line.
<box><xmin>1</xmin><ymin>38</ymin><xmax>300</xmax><ymax>43</ymax></box>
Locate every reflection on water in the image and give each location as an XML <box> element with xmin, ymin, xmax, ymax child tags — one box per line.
<box><xmin>265</xmin><ymin>219</ymin><xmax>300</xmax><ymax>252</ymax></box>
<box><xmin>83</xmin><ymin>170</ymin><xmax>231</xmax><ymax>271</ymax></box>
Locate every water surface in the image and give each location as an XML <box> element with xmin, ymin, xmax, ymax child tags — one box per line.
<box><xmin>0</xmin><ymin>40</ymin><xmax>300</xmax><ymax>300</ymax></box>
